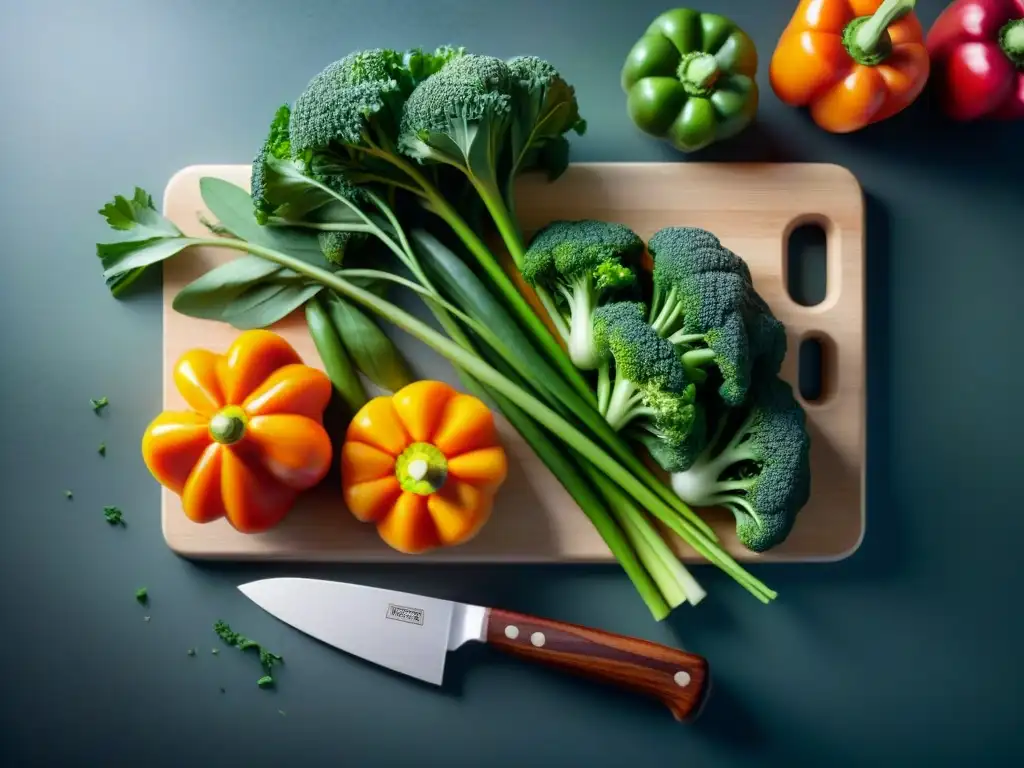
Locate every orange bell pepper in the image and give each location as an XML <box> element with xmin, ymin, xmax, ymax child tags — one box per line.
<box><xmin>769</xmin><ymin>0</ymin><xmax>930</xmax><ymax>133</ymax></box>
<box><xmin>340</xmin><ymin>381</ymin><xmax>508</xmax><ymax>554</ymax></box>
<box><xmin>142</xmin><ymin>330</ymin><xmax>333</xmax><ymax>533</ymax></box>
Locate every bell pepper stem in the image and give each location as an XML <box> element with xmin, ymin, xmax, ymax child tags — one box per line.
<box><xmin>209</xmin><ymin>406</ymin><xmax>246</xmax><ymax>445</ymax></box>
<box><xmin>1001</xmin><ymin>19</ymin><xmax>1024</xmax><ymax>67</ymax></box>
<box><xmin>846</xmin><ymin>0</ymin><xmax>916</xmax><ymax>65</ymax></box>
<box><xmin>677</xmin><ymin>52</ymin><xmax>720</xmax><ymax>97</ymax></box>
<box><xmin>396</xmin><ymin>442</ymin><xmax>448</xmax><ymax>494</ymax></box>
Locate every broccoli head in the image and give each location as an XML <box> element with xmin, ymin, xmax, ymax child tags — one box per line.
<box><xmin>522</xmin><ymin>220</ymin><xmax>643</xmax><ymax>369</ymax></box>
<box><xmin>592</xmin><ymin>302</ymin><xmax>703</xmax><ymax>472</ymax></box>
<box><xmin>290</xmin><ymin>48</ymin><xmax>417</xmax><ymax>157</ymax></box>
<box><xmin>398</xmin><ymin>53</ymin><xmax>514</xmax><ymax>169</ymax></box>
<box><xmin>505</xmin><ymin>56</ymin><xmax>587</xmax><ymax>185</ymax></box>
<box><xmin>670</xmin><ymin>373</ymin><xmax>811</xmax><ymax>552</ymax></box>
<box><xmin>647</xmin><ymin>226</ymin><xmax>787</xmax><ymax>406</ymax></box>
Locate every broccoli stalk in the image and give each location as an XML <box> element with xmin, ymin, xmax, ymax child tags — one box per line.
<box><xmin>521</xmin><ymin>220</ymin><xmax>642</xmax><ymax>369</ymax></box>
<box><xmin>647</xmin><ymin>226</ymin><xmax>787</xmax><ymax>406</ymax></box>
<box><xmin>670</xmin><ymin>374</ymin><xmax>812</xmax><ymax>553</ymax></box>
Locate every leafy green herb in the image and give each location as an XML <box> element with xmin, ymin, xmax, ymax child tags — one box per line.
<box><xmin>136</xmin><ymin>587</ymin><xmax>148</xmax><ymax>604</ymax></box>
<box><xmin>64</xmin><ymin>490</ymin><xmax>73</xmax><ymax>500</ymax></box>
<box><xmin>98</xmin><ymin>443</ymin><xmax>106</xmax><ymax>457</ymax></box>
<box><xmin>214</xmin><ymin>620</ymin><xmax>283</xmax><ymax>688</ymax></box>
<box><xmin>90</xmin><ymin>396</ymin><xmax>109</xmax><ymax>414</ymax></box>
<box><xmin>97</xmin><ymin>188</ymin><xmax>197</xmax><ymax>297</ymax></box>
<box><xmin>103</xmin><ymin>506</ymin><xmax>124</xmax><ymax>526</ymax></box>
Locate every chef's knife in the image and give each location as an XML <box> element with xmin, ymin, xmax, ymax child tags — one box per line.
<box><xmin>239</xmin><ymin>577</ymin><xmax>709</xmax><ymax>721</ymax></box>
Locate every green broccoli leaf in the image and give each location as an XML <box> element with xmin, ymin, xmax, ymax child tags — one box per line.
<box><xmin>90</xmin><ymin>396</ymin><xmax>109</xmax><ymax>414</ymax></box>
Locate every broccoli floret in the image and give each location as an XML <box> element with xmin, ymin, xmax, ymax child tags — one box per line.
<box><xmin>593</xmin><ymin>302</ymin><xmax>703</xmax><ymax>472</ymax></box>
<box><xmin>521</xmin><ymin>220</ymin><xmax>643</xmax><ymax>369</ymax></box>
<box><xmin>647</xmin><ymin>226</ymin><xmax>787</xmax><ymax>406</ymax></box>
<box><xmin>504</xmin><ymin>56</ymin><xmax>587</xmax><ymax>187</ymax></box>
<box><xmin>670</xmin><ymin>373</ymin><xmax>811</xmax><ymax>552</ymax></box>
<box><xmin>251</xmin><ymin>104</ymin><xmax>296</xmax><ymax>224</ymax></box>
<box><xmin>398</xmin><ymin>53</ymin><xmax>514</xmax><ymax>170</ymax></box>
<box><xmin>291</xmin><ymin>48</ymin><xmax>413</xmax><ymax>155</ymax></box>
<box><xmin>399</xmin><ymin>54</ymin><xmax>587</xmax><ymax>274</ymax></box>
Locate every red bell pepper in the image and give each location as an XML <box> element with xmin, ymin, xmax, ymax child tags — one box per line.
<box><xmin>926</xmin><ymin>0</ymin><xmax>1024</xmax><ymax>120</ymax></box>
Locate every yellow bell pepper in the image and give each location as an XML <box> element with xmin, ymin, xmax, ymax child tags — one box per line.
<box><xmin>340</xmin><ymin>381</ymin><xmax>508</xmax><ymax>553</ymax></box>
<box><xmin>141</xmin><ymin>330</ymin><xmax>334</xmax><ymax>533</ymax></box>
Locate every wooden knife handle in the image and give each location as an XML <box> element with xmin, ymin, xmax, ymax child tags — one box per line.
<box><xmin>485</xmin><ymin>608</ymin><xmax>710</xmax><ymax>721</ymax></box>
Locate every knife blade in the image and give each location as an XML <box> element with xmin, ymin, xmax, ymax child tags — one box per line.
<box><xmin>239</xmin><ymin>577</ymin><xmax>710</xmax><ymax>721</ymax></box>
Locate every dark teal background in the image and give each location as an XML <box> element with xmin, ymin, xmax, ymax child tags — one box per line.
<box><xmin>2</xmin><ymin>0</ymin><xmax>1022</xmax><ymax>765</ymax></box>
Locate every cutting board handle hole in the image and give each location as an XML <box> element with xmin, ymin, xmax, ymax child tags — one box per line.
<box><xmin>786</xmin><ymin>222</ymin><xmax>828</xmax><ymax>307</ymax></box>
<box><xmin>797</xmin><ymin>335</ymin><xmax>832</xmax><ymax>404</ymax></box>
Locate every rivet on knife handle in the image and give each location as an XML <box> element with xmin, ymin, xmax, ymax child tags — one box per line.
<box><xmin>485</xmin><ymin>608</ymin><xmax>710</xmax><ymax>721</ymax></box>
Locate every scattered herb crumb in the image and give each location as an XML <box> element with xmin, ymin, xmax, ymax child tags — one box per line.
<box><xmin>135</xmin><ymin>587</ymin><xmax>148</xmax><ymax>604</ymax></box>
<box><xmin>64</xmin><ymin>490</ymin><xmax>73</xmax><ymax>500</ymax></box>
<box><xmin>91</xmin><ymin>397</ymin><xmax>109</xmax><ymax>414</ymax></box>
<box><xmin>187</xmin><ymin>648</ymin><xmax>197</xmax><ymax>657</ymax></box>
<box><xmin>219</xmin><ymin>687</ymin><xmax>226</xmax><ymax>694</ymax></box>
<box><xmin>98</xmin><ymin>443</ymin><xmax>106</xmax><ymax>457</ymax></box>
<box><xmin>143</xmin><ymin>616</ymin><xmax>150</xmax><ymax>622</ymax></box>
<box><xmin>103</xmin><ymin>506</ymin><xmax>125</xmax><ymax>526</ymax></box>
<box><xmin>214</xmin><ymin>620</ymin><xmax>283</xmax><ymax>689</ymax></box>
<box><xmin>278</xmin><ymin>709</ymin><xmax>286</xmax><ymax>717</ymax></box>
<box><xmin>211</xmin><ymin>648</ymin><xmax>218</xmax><ymax>655</ymax></box>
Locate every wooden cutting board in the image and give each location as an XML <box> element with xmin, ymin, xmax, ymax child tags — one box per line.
<box><xmin>160</xmin><ymin>162</ymin><xmax>864</xmax><ymax>563</ymax></box>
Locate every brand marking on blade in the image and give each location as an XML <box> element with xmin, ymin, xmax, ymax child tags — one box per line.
<box><xmin>386</xmin><ymin>604</ymin><xmax>424</xmax><ymax>626</ymax></box>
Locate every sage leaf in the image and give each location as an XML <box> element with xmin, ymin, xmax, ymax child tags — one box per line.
<box><xmin>221</xmin><ymin>280</ymin><xmax>322</xmax><ymax>330</ymax></box>
<box><xmin>324</xmin><ymin>291</ymin><xmax>413</xmax><ymax>392</ymax></box>
<box><xmin>199</xmin><ymin>177</ymin><xmax>319</xmax><ymax>256</ymax></box>
<box><xmin>172</xmin><ymin>256</ymin><xmax>283</xmax><ymax>319</ymax></box>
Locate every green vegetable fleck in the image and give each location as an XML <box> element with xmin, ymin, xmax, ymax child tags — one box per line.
<box><xmin>198</xmin><ymin>213</ymin><xmax>236</xmax><ymax>238</ymax></box>
<box><xmin>135</xmin><ymin>587</ymin><xmax>148</xmax><ymax>604</ymax></box>
<box><xmin>187</xmin><ymin>648</ymin><xmax>197</xmax><ymax>657</ymax></box>
<box><xmin>98</xmin><ymin>443</ymin><xmax>106</xmax><ymax>457</ymax></box>
<box><xmin>211</xmin><ymin>648</ymin><xmax>218</xmax><ymax>655</ymax></box>
<box><xmin>91</xmin><ymin>396</ymin><xmax>109</xmax><ymax>414</ymax></box>
<box><xmin>64</xmin><ymin>490</ymin><xmax>73</xmax><ymax>500</ymax></box>
<box><xmin>103</xmin><ymin>506</ymin><xmax>124</xmax><ymax>526</ymax></box>
<box><xmin>214</xmin><ymin>620</ymin><xmax>283</xmax><ymax>689</ymax></box>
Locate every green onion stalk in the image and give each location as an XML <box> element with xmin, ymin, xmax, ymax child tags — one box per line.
<box><xmin>179</xmin><ymin>233</ymin><xmax>776</xmax><ymax>607</ymax></box>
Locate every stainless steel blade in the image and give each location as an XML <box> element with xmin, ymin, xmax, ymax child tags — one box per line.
<box><xmin>238</xmin><ymin>577</ymin><xmax>487</xmax><ymax>685</ymax></box>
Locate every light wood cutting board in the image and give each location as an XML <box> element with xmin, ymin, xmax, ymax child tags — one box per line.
<box><xmin>160</xmin><ymin>162</ymin><xmax>864</xmax><ymax>563</ymax></box>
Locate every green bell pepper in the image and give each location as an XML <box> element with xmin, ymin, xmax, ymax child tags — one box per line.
<box><xmin>621</xmin><ymin>8</ymin><xmax>759</xmax><ymax>153</ymax></box>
